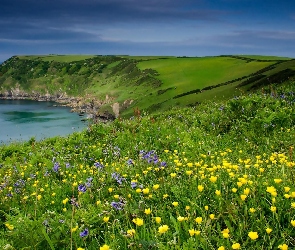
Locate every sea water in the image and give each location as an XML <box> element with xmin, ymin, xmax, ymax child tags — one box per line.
<box><xmin>0</xmin><ymin>99</ymin><xmax>87</xmax><ymax>144</ymax></box>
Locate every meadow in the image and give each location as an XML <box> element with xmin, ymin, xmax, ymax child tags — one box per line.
<box><xmin>0</xmin><ymin>80</ymin><xmax>295</xmax><ymax>249</ymax></box>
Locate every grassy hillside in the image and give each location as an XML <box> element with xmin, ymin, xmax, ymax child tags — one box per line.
<box><xmin>0</xmin><ymin>54</ymin><xmax>294</xmax><ymax>117</ymax></box>
<box><xmin>0</xmin><ymin>80</ymin><xmax>294</xmax><ymax>249</ymax></box>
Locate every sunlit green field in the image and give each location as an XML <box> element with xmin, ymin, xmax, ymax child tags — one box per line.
<box><xmin>1</xmin><ymin>81</ymin><xmax>295</xmax><ymax>249</ymax></box>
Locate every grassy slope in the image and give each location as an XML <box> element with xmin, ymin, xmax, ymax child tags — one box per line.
<box><xmin>0</xmin><ymin>80</ymin><xmax>294</xmax><ymax>249</ymax></box>
<box><xmin>1</xmin><ymin>55</ymin><xmax>295</xmax><ymax>117</ymax></box>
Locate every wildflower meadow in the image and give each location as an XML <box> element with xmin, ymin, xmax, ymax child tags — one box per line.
<box><xmin>0</xmin><ymin>82</ymin><xmax>295</xmax><ymax>249</ymax></box>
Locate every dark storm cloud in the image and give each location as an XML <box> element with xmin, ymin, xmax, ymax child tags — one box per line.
<box><xmin>0</xmin><ymin>0</ymin><xmax>223</xmax><ymax>24</ymax></box>
<box><xmin>1</xmin><ymin>0</ymin><xmax>295</xmax><ymax>61</ymax></box>
<box><xmin>0</xmin><ymin>0</ymin><xmax>227</xmax><ymax>44</ymax></box>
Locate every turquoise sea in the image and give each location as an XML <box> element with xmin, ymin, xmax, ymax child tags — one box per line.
<box><xmin>0</xmin><ymin>99</ymin><xmax>87</xmax><ymax>144</ymax></box>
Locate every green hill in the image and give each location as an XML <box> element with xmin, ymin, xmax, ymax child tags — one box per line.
<box><xmin>0</xmin><ymin>54</ymin><xmax>294</xmax><ymax>117</ymax></box>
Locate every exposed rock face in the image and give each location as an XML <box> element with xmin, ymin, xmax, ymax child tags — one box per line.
<box><xmin>112</xmin><ymin>102</ymin><xmax>120</xmax><ymax>118</ymax></box>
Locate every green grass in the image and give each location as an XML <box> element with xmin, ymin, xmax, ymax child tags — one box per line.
<box><xmin>18</xmin><ymin>55</ymin><xmax>96</xmax><ymax>62</ymax></box>
<box><xmin>236</xmin><ymin>55</ymin><xmax>293</xmax><ymax>60</ymax></box>
<box><xmin>0</xmin><ymin>81</ymin><xmax>295</xmax><ymax>249</ymax></box>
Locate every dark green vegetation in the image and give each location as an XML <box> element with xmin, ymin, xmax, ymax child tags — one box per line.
<box><xmin>0</xmin><ymin>80</ymin><xmax>295</xmax><ymax>249</ymax></box>
<box><xmin>0</xmin><ymin>54</ymin><xmax>294</xmax><ymax>117</ymax></box>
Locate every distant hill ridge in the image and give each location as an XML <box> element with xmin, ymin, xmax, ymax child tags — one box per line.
<box><xmin>0</xmin><ymin>54</ymin><xmax>294</xmax><ymax>118</ymax></box>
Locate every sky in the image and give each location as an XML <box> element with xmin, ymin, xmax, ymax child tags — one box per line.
<box><xmin>1</xmin><ymin>0</ymin><xmax>295</xmax><ymax>62</ymax></box>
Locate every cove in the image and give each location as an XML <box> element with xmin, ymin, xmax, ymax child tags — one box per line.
<box><xmin>0</xmin><ymin>99</ymin><xmax>87</xmax><ymax>144</ymax></box>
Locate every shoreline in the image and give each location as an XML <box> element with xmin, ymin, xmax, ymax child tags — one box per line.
<box><xmin>0</xmin><ymin>93</ymin><xmax>116</xmax><ymax>122</ymax></box>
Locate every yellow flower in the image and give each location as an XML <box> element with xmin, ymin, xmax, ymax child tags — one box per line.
<box><xmin>215</xmin><ymin>190</ymin><xmax>221</xmax><ymax>196</ymax></box>
<box><xmin>218</xmin><ymin>247</ymin><xmax>225</xmax><ymax>250</ymax></box>
<box><xmin>37</xmin><ymin>195</ymin><xmax>42</xmax><ymax>200</ymax></box>
<box><xmin>127</xmin><ymin>229</ymin><xmax>136</xmax><ymax>236</ymax></box>
<box><xmin>142</xmin><ymin>188</ymin><xmax>149</xmax><ymax>194</ymax></box>
<box><xmin>108</xmin><ymin>188</ymin><xmax>113</xmax><ymax>193</ymax></box>
<box><xmin>237</xmin><ymin>182</ymin><xmax>243</xmax><ymax>187</ymax></box>
<box><xmin>209</xmin><ymin>176</ymin><xmax>217</xmax><ymax>183</ymax></box>
<box><xmin>243</xmin><ymin>188</ymin><xmax>250</xmax><ymax>195</ymax></box>
<box><xmin>155</xmin><ymin>217</ymin><xmax>161</xmax><ymax>224</ymax></box>
<box><xmin>170</xmin><ymin>173</ymin><xmax>177</xmax><ymax>178</ymax></box>
<box><xmin>198</xmin><ymin>185</ymin><xmax>204</xmax><ymax>192</ymax></box>
<box><xmin>113</xmin><ymin>195</ymin><xmax>119</xmax><ymax>199</ymax></box>
<box><xmin>177</xmin><ymin>216</ymin><xmax>185</xmax><ymax>222</ymax></box>
<box><xmin>266</xmin><ymin>186</ymin><xmax>276</xmax><ymax>193</ymax></box>
<box><xmin>270</xmin><ymin>206</ymin><xmax>276</xmax><ymax>212</ymax></box>
<box><xmin>209</xmin><ymin>214</ymin><xmax>215</xmax><ymax>220</ymax></box>
<box><xmin>222</xmin><ymin>228</ymin><xmax>229</xmax><ymax>234</ymax></box>
<box><xmin>232</xmin><ymin>188</ymin><xmax>237</xmax><ymax>193</ymax></box>
<box><xmin>232</xmin><ymin>243</ymin><xmax>241</xmax><ymax>249</ymax></box>
<box><xmin>292</xmin><ymin>202</ymin><xmax>295</xmax><ymax>208</ymax></box>
<box><xmin>186</xmin><ymin>170</ymin><xmax>193</xmax><ymax>176</ymax></box>
<box><xmin>248</xmin><ymin>231</ymin><xmax>258</xmax><ymax>240</ymax></box>
<box><xmin>188</xmin><ymin>229</ymin><xmax>200</xmax><ymax>236</ymax></box>
<box><xmin>158</xmin><ymin>225</ymin><xmax>169</xmax><ymax>234</ymax></box>
<box><xmin>163</xmin><ymin>194</ymin><xmax>169</xmax><ymax>199</ymax></box>
<box><xmin>100</xmin><ymin>245</ymin><xmax>110</xmax><ymax>250</ymax></box>
<box><xmin>103</xmin><ymin>217</ymin><xmax>110</xmax><ymax>223</ymax></box>
<box><xmin>5</xmin><ymin>223</ymin><xmax>14</xmax><ymax>230</ymax></box>
<box><xmin>284</xmin><ymin>187</ymin><xmax>291</xmax><ymax>192</ymax></box>
<box><xmin>136</xmin><ymin>188</ymin><xmax>142</xmax><ymax>193</ymax></box>
<box><xmin>291</xmin><ymin>220</ymin><xmax>295</xmax><ymax>227</ymax></box>
<box><xmin>249</xmin><ymin>208</ymin><xmax>256</xmax><ymax>213</ymax></box>
<box><xmin>172</xmin><ymin>202</ymin><xmax>179</xmax><ymax>207</ymax></box>
<box><xmin>222</xmin><ymin>232</ymin><xmax>230</xmax><ymax>238</ymax></box>
<box><xmin>278</xmin><ymin>244</ymin><xmax>288</xmax><ymax>250</ymax></box>
<box><xmin>62</xmin><ymin>198</ymin><xmax>69</xmax><ymax>205</ymax></box>
<box><xmin>240</xmin><ymin>194</ymin><xmax>247</xmax><ymax>201</ymax></box>
<box><xmin>195</xmin><ymin>217</ymin><xmax>202</xmax><ymax>224</ymax></box>
<box><xmin>204</xmin><ymin>205</ymin><xmax>209</xmax><ymax>211</ymax></box>
<box><xmin>266</xmin><ymin>228</ymin><xmax>272</xmax><ymax>234</ymax></box>
<box><xmin>153</xmin><ymin>184</ymin><xmax>160</xmax><ymax>190</ymax></box>
<box><xmin>77</xmin><ymin>248</ymin><xmax>84</xmax><ymax>250</ymax></box>
<box><xmin>188</xmin><ymin>229</ymin><xmax>195</xmax><ymax>236</ymax></box>
<box><xmin>144</xmin><ymin>208</ymin><xmax>152</xmax><ymax>215</ymax></box>
<box><xmin>274</xmin><ymin>178</ymin><xmax>282</xmax><ymax>184</ymax></box>
<box><xmin>71</xmin><ymin>226</ymin><xmax>78</xmax><ymax>232</ymax></box>
<box><xmin>185</xmin><ymin>206</ymin><xmax>190</xmax><ymax>210</ymax></box>
<box><xmin>132</xmin><ymin>218</ymin><xmax>144</xmax><ymax>226</ymax></box>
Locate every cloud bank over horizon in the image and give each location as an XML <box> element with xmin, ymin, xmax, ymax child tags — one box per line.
<box><xmin>1</xmin><ymin>0</ymin><xmax>295</xmax><ymax>61</ymax></box>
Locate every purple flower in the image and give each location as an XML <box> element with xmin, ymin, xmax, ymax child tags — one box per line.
<box><xmin>52</xmin><ymin>162</ymin><xmax>60</xmax><ymax>173</ymax></box>
<box><xmin>79</xmin><ymin>228</ymin><xmax>89</xmax><ymax>237</ymax></box>
<box><xmin>110</xmin><ymin>201</ymin><xmax>124</xmax><ymax>210</ymax></box>
<box><xmin>126</xmin><ymin>159</ymin><xmax>134</xmax><ymax>165</ymax></box>
<box><xmin>71</xmin><ymin>197</ymin><xmax>79</xmax><ymax>207</ymax></box>
<box><xmin>65</xmin><ymin>163</ymin><xmax>71</xmax><ymax>168</ymax></box>
<box><xmin>78</xmin><ymin>184</ymin><xmax>87</xmax><ymax>193</ymax></box>
<box><xmin>94</xmin><ymin>162</ymin><xmax>104</xmax><ymax>169</ymax></box>
<box><xmin>131</xmin><ymin>182</ymin><xmax>137</xmax><ymax>189</ymax></box>
<box><xmin>160</xmin><ymin>161</ymin><xmax>167</xmax><ymax>167</ymax></box>
<box><xmin>111</xmin><ymin>172</ymin><xmax>125</xmax><ymax>185</ymax></box>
